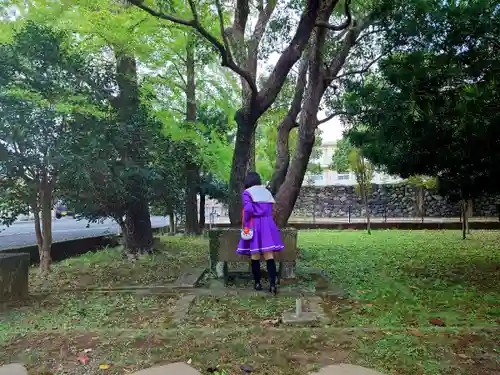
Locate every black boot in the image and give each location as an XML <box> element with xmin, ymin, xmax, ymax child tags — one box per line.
<box><xmin>251</xmin><ymin>260</ymin><xmax>262</xmax><ymax>290</ymax></box>
<box><xmin>266</xmin><ymin>259</ymin><xmax>277</xmax><ymax>295</ymax></box>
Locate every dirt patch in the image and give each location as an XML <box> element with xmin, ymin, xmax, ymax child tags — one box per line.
<box><xmin>185</xmin><ymin>295</ymin><xmax>297</xmax><ymax>327</ymax></box>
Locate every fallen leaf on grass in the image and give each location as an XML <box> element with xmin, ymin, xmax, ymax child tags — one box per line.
<box><xmin>366</xmin><ymin>303</ymin><xmax>374</xmax><ymax>307</ymax></box>
<box><xmin>77</xmin><ymin>354</ymin><xmax>89</xmax><ymax>365</ymax></box>
<box><xmin>430</xmin><ymin>318</ymin><xmax>445</xmax><ymax>326</ymax></box>
<box><xmin>99</xmin><ymin>362</ymin><xmax>112</xmax><ymax>370</ymax></box>
<box><xmin>260</xmin><ymin>318</ymin><xmax>281</xmax><ymax>326</ymax></box>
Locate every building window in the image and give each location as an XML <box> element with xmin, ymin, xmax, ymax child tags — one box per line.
<box><xmin>337</xmin><ymin>172</ymin><xmax>350</xmax><ymax>180</ymax></box>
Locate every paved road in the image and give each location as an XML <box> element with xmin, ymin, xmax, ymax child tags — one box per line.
<box><xmin>0</xmin><ymin>216</ymin><xmax>169</xmax><ymax>251</ymax></box>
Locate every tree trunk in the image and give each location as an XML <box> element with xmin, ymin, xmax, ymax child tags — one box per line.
<box><xmin>124</xmin><ymin>202</ymin><xmax>153</xmax><ymax>255</ymax></box>
<box><xmin>269</xmin><ymin>56</ymin><xmax>308</xmax><ymax>195</ymax></box>
<box><xmin>228</xmin><ymin>112</ymin><xmax>257</xmax><ymax>225</ymax></box>
<box><xmin>39</xmin><ymin>183</ymin><xmax>53</xmax><ymax>273</ymax></box>
<box><xmin>166</xmin><ymin>209</ymin><xmax>176</xmax><ymax>235</ymax></box>
<box><xmin>461</xmin><ymin>199</ymin><xmax>468</xmax><ymax>240</ymax></box>
<box><xmin>247</xmin><ymin>133</ymin><xmax>256</xmax><ymax>172</ymax></box>
<box><xmin>33</xmin><ymin>206</ymin><xmax>43</xmax><ymax>252</ymax></box>
<box><xmin>118</xmin><ymin>219</ymin><xmax>128</xmax><ymax>248</ymax></box>
<box><xmin>272</xmin><ymin>14</ymin><xmax>368</xmax><ymax>225</ymax></box>
<box><xmin>199</xmin><ymin>193</ymin><xmax>206</xmax><ymax>231</ymax></box>
<box><xmin>184</xmin><ymin>162</ymin><xmax>200</xmax><ymax>235</ymax></box>
<box><xmin>269</xmin><ymin>120</ymin><xmax>293</xmax><ymax>196</ymax></box>
<box><xmin>467</xmin><ymin>198</ymin><xmax>472</xmax><ymax>234</ymax></box>
<box><xmin>273</xmin><ymin>6</ymin><xmax>331</xmax><ymax>227</ymax></box>
<box><xmin>183</xmin><ymin>36</ymin><xmax>200</xmax><ymax>235</ymax></box>
<box><xmin>226</xmin><ymin>0</ymin><xmax>321</xmax><ymax>225</ymax></box>
<box><xmin>114</xmin><ymin>49</ymin><xmax>154</xmax><ymax>250</ymax></box>
<box><xmin>364</xmin><ymin>192</ymin><xmax>371</xmax><ymax>235</ymax></box>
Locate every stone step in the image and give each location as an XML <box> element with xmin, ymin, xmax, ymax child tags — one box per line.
<box><xmin>310</xmin><ymin>364</ymin><xmax>386</xmax><ymax>375</ymax></box>
<box><xmin>131</xmin><ymin>363</ymin><xmax>201</xmax><ymax>375</ymax></box>
<box><xmin>0</xmin><ymin>364</ymin><xmax>28</xmax><ymax>375</ymax></box>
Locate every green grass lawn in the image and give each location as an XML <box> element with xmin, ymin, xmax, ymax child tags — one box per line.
<box><xmin>29</xmin><ymin>236</ymin><xmax>208</xmax><ymax>292</ymax></box>
<box><xmin>300</xmin><ymin>230</ymin><xmax>499</xmax><ymax>328</ymax></box>
<box><xmin>0</xmin><ymin>230</ymin><xmax>498</xmax><ymax>375</ymax></box>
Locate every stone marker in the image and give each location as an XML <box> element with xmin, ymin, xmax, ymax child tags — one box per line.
<box><xmin>0</xmin><ymin>253</ymin><xmax>30</xmax><ymax>303</ymax></box>
<box><xmin>0</xmin><ymin>363</ymin><xmax>28</xmax><ymax>375</ymax></box>
<box><xmin>310</xmin><ymin>364</ymin><xmax>386</xmax><ymax>375</ymax></box>
<box><xmin>282</xmin><ymin>297</ymin><xmax>318</xmax><ymax>325</ymax></box>
<box><xmin>131</xmin><ymin>363</ymin><xmax>202</xmax><ymax>375</ymax></box>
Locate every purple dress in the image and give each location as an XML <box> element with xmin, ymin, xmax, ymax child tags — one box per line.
<box><xmin>236</xmin><ymin>185</ymin><xmax>284</xmax><ymax>256</ymax></box>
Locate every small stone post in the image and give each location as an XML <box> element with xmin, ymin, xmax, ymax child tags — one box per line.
<box><xmin>295</xmin><ymin>298</ymin><xmax>302</xmax><ymax>317</ymax></box>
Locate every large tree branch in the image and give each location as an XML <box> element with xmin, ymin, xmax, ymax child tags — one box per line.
<box><xmin>128</xmin><ymin>0</ymin><xmax>258</xmax><ymax>97</ymax></box>
<box><xmin>127</xmin><ymin>0</ymin><xmax>194</xmax><ymax>26</ymax></box>
<box><xmin>268</xmin><ymin>55</ymin><xmax>309</xmax><ymax>195</ymax></box>
<box><xmin>249</xmin><ymin>0</ymin><xmax>277</xmax><ymax>50</ymax></box>
<box><xmin>233</xmin><ymin>0</ymin><xmax>250</xmax><ymax>35</ymax></box>
<box><xmin>316</xmin><ymin>110</ymin><xmax>347</xmax><ymax>125</ymax></box>
<box><xmin>324</xmin><ymin>18</ymin><xmax>371</xmax><ymax>83</ymax></box>
<box><xmin>285</xmin><ymin>55</ymin><xmax>309</xmax><ymax>126</ymax></box>
<box><xmin>316</xmin><ymin>0</ymin><xmax>352</xmax><ymax>31</ymax></box>
<box><xmin>214</xmin><ymin>0</ymin><xmax>235</xmax><ymax>62</ymax></box>
<box><xmin>256</xmin><ymin>0</ymin><xmax>322</xmax><ymax>114</ymax></box>
<box><xmin>334</xmin><ymin>52</ymin><xmax>385</xmax><ymax>80</ymax></box>
<box><xmin>168</xmin><ymin>62</ymin><xmax>188</xmax><ymax>91</ymax></box>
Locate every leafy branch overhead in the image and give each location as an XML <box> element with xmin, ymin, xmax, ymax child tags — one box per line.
<box><xmin>127</xmin><ymin>0</ymin><xmax>351</xmax><ymax>113</ymax></box>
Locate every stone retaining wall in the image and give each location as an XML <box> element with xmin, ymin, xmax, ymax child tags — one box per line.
<box><xmin>293</xmin><ymin>184</ymin><xmax>499</xmax><ymax>218</ymax></box>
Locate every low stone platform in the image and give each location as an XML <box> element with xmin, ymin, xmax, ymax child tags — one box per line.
<box><xmin>0</xmin><ymin>363</ymin><xmax>28</xmax><ymax>375</ymax></box>
<box><xmin>209</xmin><ymin>228</ymin><xmax>298</xmax><ymax>284</ymax></box>
<box><xmin>131</xmin><ymin>363</ymin><xmax>201</xmax><ymax>374</ymax></box>
<box><xmin>310</xmin><ymin>364</ymin><xmax>386</xmax><ymax>375</ymax></box>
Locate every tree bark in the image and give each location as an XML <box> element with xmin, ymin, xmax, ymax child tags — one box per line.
<box><xmin>185</xmin><ymin>162</ymin><xmax>200</xmax><ymax>235</ymax></box>
<box><xmin>199</xmin><ymin>192</ymin><xmax>206</xmax><ymax>231</ymax></box>
<box><xmin>467</xmin><ymin>198</ymin><xmax>472</xmax><ymax>234</ymax></box>
<box><xmin>247</xmin><ymin>133</ymin><xmax>256</xmax><ymax>172</ymax></box>
<box><xmin>39</xmin><ymin>181</ymin><xmax>53</xmax><ymax>273</ymax></box>
<box><xmin>461</xmin><ymin>199</ymin><xmax>468</xmax><ymax>240</ymax></box>
<box><xmin>364</xmin><ymin>191</ymin><xmax>371</xmax><ymax>234</ymax></box>
<box><xmin>228</xmin><ymin>112</ymin><xmax>257</xmax><ymax>224</ymax></box>
<box><xmin>227</xmin><ymin>0</ymin><xmax>322</xmax><ymax>225</ymax></box>
<box><xmin>114</xmin><ymin>50</ymin><xmax>154</xmax><ymax>251</ymax></box>
<box><xmin>273</xmin><ymin>4</ymin><xmax>366</xmax><ymax>227</ymax></box>
<box><xmin>124</xmin><ymin>202</ymin><xmax>153</xmax><ymax>254</ymax></box>
<box><xmin>33</xmin><ymin>205</ymin><xmax>43</xmax><ymax>254</ymax></box>
<box><xmin>269</xmin><ymin>56</ymin><xmax>308</xmax><ymax>195</ymax></box>
<box><xmin>273</xmin><ymin>2</ymin><xmax>333</xmax><ymax>227</ymax></box>
<box><xmin>166</xmin><ymin>208</ymin><xmax>176</xmax><ymax>235</ymax></box>
<box><xmin>184</xmin><ymin>37</ymin><xmax>200</xmax><ymax>235</ymax></box>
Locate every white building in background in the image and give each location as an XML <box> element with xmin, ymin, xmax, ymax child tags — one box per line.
<box><xmin>304</xmin><ymin>141</ymin><xmax>402</xmax><ymax>186</ymax></box>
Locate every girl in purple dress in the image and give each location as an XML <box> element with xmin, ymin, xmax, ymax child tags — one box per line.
<box><xmin>236</xmin><ymin>172</ymin><xmax>284</xmax><ymax>295</ymax></box>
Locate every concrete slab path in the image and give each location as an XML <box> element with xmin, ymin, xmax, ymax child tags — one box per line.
<box><xmin>0</xmin><ymin>364</ymin><xmax>28</xmax><ymax>375</ymax></box>
<box><xmin>131</xmin><ymin>363</ymin><xmax>202</xmax><ymax>375</ymax></box>
<box><xmin>310</xmin><ymin>363</ymin><xmax>386</xmax><ymax>375</ymax></box>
